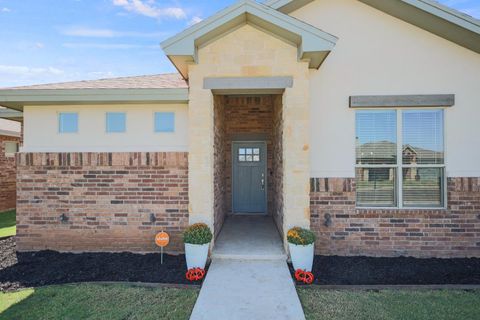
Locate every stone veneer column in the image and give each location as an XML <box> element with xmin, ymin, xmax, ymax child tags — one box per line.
<box><xmin>187</xmin><ymin>69</ymin><xmax>215</xmax><ymax>232</ymax></box>
<box><xmin>282</xmin><ymin>76</ymin><xmax>311</xmax><ymax>235</ymax></box>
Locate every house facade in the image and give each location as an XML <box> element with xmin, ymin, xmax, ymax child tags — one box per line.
<box><xmin>1</xmin><ymin>0</ymin><xmax>479</xmax><ymax>257</ymax></box>
<box><xmin>0</xmin><ymin>114</ymin><xmax>22</xmax><ymax>213</ymax></box>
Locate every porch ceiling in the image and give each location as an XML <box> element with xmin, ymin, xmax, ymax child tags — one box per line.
<box><xmin>161</xmin><ymin>0</ymin><xmax>338</xmax><ymax>79</ymax></box>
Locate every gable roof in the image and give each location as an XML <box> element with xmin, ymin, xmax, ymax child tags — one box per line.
<box><xmin>161</xmin><ymin>0</ymin><xmax>337</xmax><ymax>79</ymax></box>
<box><xmin>265</xmin><ymin>0</ymin><xmax>480</xmax><ymax>55</ymax></box>
<box><xmin>0</xmin><ymin>74</ymin><xmax>189</xmax><ymax>111</ymax></box>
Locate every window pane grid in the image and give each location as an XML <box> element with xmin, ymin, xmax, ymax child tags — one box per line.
<box><xmin>356</xmin><ymin>109</ymin><xmax>445</xmax><ymax>208</ymax></box>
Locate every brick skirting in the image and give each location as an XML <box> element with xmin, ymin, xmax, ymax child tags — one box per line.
<box><xmin>16</xmin><ymin>152</ymin><xmax>188</xmax><ymax>253</ymax></box>
<box><xmin>0</xmin><ymin>135</ymin><xmax>20</xmax><ymax>212</ymax></box>
<box><xmin>310</xmin><ymin>177</ymin><xmax>480</xmax><ymax>258</ymax></box>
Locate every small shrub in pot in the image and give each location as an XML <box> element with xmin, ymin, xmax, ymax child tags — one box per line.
<box><xmin>183</xmin><ymin>223</ymin><xmax>213</xmax><ymax>269</ymax></box>
<box><xmin>287</xmin><ymin>227</ymin><xmax>316</xmax><ymax>272</ymax></box>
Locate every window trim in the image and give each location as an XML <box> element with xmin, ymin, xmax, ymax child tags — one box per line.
<box><xmin>355</xmin><ymin>108</ymin><xmax>447</xmax><ymax>210</ymax></box>
<box><xmin>105</xmin><ymin>112</ymin><xmax>127</xmax><ymax>134</ymax></box>
<box><xmin>153</xmin><ymin>111</ymin><xmax>175</xmax><ymax>133</ymax></box>
<box><xmin>58</xmin><ymin>112</ymin><xmax>79</xmax><ymax>134</ymax></box>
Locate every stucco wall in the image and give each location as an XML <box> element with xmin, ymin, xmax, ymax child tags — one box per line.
<box><xmin>22</xmin><ymin>104</ymin><xmax>189</xmax><ymax>152</ymax></box>
<box><xmin>291</xmin><ymin>0</ymin><xmax>480</xmax><ymax>178</ymax></box>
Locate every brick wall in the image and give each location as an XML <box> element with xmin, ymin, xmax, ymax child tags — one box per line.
<box><xmin>0</xmin><ymin>135</ymin><xmax>20</xmax><ymax>212</ymax></box>
<box><xmin>213</xmin><ymin>96</ymin><xmax>227</xmax><ymax>239</ymax></box>
<box><xmin>310</xmin><ymin>177</ymin><xmax>480</xmax><ymax>258</ymax></box>
<box><xmin>16</xmin><ymin>152</ymin><xmax>188</xmax><ymax>253</ymax></box>
<box><xmin>272</xmin><ymin>95</ymin><xmax>284</xmax><ymax>237</ymax></box>
<box><xmin>223</xmin><ymin>96</ymin><xmax>274</xmax><ymax>215</ymax></box>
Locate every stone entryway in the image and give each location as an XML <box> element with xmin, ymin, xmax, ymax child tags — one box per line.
<box><xmin>190</xmin><ymin>216</ymin><xmax>305</xmax><ymax>320</ymax></box>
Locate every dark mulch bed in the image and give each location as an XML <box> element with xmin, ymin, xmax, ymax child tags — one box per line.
<box><xmin>290</xmin><ymin>255</ymin><xmax>480</xmax><ymax>286</ymax></box>
<box><xmin>0</xmin><ymin>237</ymin><xmax>204</xmax><ymax>292</ymax></box>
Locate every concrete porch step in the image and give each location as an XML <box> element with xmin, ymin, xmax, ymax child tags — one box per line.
<box><xmin>212</xmin><ymin>215</ymin><xmax>286</xmax><ymax>261</ymax></box>
<box><xmin>211</xmin><ymin>251</ymin><xmax>287</xmax><ymax>261</ymax></box>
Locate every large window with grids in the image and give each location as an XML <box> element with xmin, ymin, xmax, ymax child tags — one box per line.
<box><xmin>355</xmin><ymin>109</ymin><xmax>445</xmax><ymax>208</ymax></box>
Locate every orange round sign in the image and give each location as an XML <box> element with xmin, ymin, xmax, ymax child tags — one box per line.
<box><xmin>155</xmin><ymin>232</ymin><xmax>170</xmax><ymax>247</ymax></box>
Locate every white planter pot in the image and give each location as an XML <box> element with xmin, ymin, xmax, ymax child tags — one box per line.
<box><xmin>288</xmin><ymin>243</ymin><xmax>314</xmax><ymax>272</ymax></box>
<box><xmin>185</xmin><ymin>243</ymin><xmax>210</xmax><ymax>269</ymax></box>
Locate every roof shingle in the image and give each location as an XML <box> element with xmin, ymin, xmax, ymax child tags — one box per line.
<box><xmin>4</xmin><ymin>73</ymin><xmax>188</xmax><ymax>90</ymax></box>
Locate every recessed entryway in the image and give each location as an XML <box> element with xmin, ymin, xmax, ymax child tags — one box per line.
<box><xmin>213</xmin><ymin>94</ymin><xmax>284</xmax><ymax>241</ymax></box>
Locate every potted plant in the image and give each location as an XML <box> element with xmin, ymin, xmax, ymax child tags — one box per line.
<box><xmin>183</xmin><ymin>223</ymin><xmax>213</xmax><ymax>270</ymax></box>
<box><xmin>287</xmin><ymin>227</ymin><xmax>316</xmax><ymax>272</ymax></box>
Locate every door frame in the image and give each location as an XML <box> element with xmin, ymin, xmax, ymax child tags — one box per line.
<box><xmin>231</xmin><ymin>140</ymin><xmax>268</xmax><ymax>215</ymax></box>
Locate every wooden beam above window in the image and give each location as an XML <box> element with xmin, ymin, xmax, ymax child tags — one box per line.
<box><xmin>349</xmin><ymin>94</ymin><xmax>455</xmax><ymax>108</ymax></box>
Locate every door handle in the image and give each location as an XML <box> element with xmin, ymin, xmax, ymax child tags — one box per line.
<box><xmin>261</xmin><ymin>173</ymin><xmax>265</xmax><ymax>190</ymax></box>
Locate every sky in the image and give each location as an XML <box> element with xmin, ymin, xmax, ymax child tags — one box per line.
<box><xmin>0</xmin><ymin>0</ymin><xmax>479</xmax><ymax>88</ymax></box>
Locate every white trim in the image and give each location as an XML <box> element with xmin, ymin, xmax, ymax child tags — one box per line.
<box><xmin>397</xmin><ymin>110</ymin><xmax>403</xmax><ymax>209</ymax></box>
<box><xmin>355</xmin><ymin>108</ymin><xmax>447</xmax><ymax>209</ymax></box>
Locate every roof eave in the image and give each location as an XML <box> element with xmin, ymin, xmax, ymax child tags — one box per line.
<box><xmin>264</xmin><ymin>0</ymin><xmax>314</xmax><ymax>13</ymax></box>
<box><xmin>0</xmin><ymin>88</ymin><xmax>189</xmax><ymax>111</ymax></box>
<box><xmin>359</xmin><ymin>0</ymin><xmax>480</xmax><ymax>54</ymax></box>
<box><xmin>266</xmin><ymin>0</ymin><xmax>480</xmax><ymax>54</ymax></box>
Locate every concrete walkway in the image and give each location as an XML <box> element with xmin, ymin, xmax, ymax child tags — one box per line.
<box><xmin>190</xmin><ymin>216</ymin><xmax>305</xmax><ymax>320</ymax></box>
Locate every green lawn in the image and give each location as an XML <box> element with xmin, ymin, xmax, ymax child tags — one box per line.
<box><xmin>298</xmin><ymin>288</ymin><xmax>480</xmax><ymax>320</ymax></box>
<box><xmin>0</xmin><ymin>284</ymin><xmax>199</xmax><ymax>320</ymax></box>
<box><xmin>0</xmin><ymin>210</ymin><xmax>16</xmax><ymax>238</ymax></box>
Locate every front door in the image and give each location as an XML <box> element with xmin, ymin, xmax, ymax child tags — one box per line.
<box><xmin>232</xmin><ymin>142</ymin><xmax>267</xmax><ymax>214</ymax></box>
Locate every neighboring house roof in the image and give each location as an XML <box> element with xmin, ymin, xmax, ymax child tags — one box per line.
<box><xmin>265</xmin><ymin>0</ymin><xmax>480</xmax><ymax>54</ymax></box>
<box><xmin>5</xmin><ymin>73</ymin><xmax>188</xmax><ymax>90</ymax></box>
<box><xmin>0</xmin><ymin>108</ymin><xmax>23</xmax><ymax>122</ymax></box>
<box><xmin>161</xmin><ymin>0</ymin><xmax>338</xmax><ymax>78</ymax></box>
<box><xmin>356</xmin><ymin>141</ymin><xmax>444</xmax><ymax>163</ymax></box>
<box><xmin>0</xmin><ymin>74</ymin><xmax>189</xmax><ymax>111</ymax></box>
<box><xmin>0</xmin><ymin>108</ymin><xmax>21</xmax><ymax>135</ymax></box>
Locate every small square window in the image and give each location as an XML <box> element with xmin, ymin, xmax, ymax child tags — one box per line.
<box><xmin>59</xmin><ymin>112</ymin><xmax>78</xmax><ymax>133</ymax></box>
<box><xmin>4</xmin><ymin>141</ymin><xmax>18</xmax><ymax>157</ymax></box>
<box><xmin>155</xmin><ymin>112</ymin><xmax>175</xmax><ymax>132</ymax></box>
<box><xmin>106</xmin><ymin>112</ymin><xmax>126</xmax><ymax>133</ymax></box>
